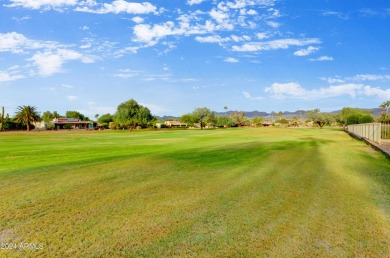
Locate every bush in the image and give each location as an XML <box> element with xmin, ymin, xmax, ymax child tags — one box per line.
<box><xmin>109</xmin><ymin>122</ymin><xmax>117</xmax><ymax>130</ymax></box>
<box><xmin>46</xmin><ymin>124</ymin><xmax>55</xmax><ymax>130</ymax></box>
<box><xmin>276</xmin><ymin>119</ymin><xmax>289</xmax><ymax>124</ymax></box>
<box><xmin>359</xmin><ymin>115</ymin><xmax>374</xmax><ymax>124</ymax></box>
<box><xmin>63</xmin><ymin>124</ymin><xmax>73</xmax><ymax>129</ymax></box>
<box><xmin>2</xmin><ymin>121</ymin><xmax>27</xmax><ymax>131</ymax></box>
<box><xmin>377</xmin><ymin>113</ymin><xmax>390</xmax><ymax>123</ymax></box>
<box><xmin>100</xmin><ymin>123</ymin><xmax>109</xmax><ymax>129</ymax></box>
<box><xmin>346</xmin><ymin>114</ymin><xmax>374</xmax><ymax>125</ymax></box>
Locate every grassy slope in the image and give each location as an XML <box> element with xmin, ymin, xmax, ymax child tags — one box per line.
<box><xmin>0</xmin><ymin>128</ymin><xmax>389</xmax><ymax>257</ymax></box>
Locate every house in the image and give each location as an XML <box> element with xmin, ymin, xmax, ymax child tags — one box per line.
<box><xmin>33</xmin><ymin>121</ymin><xmax>52</xmax><ymax>130</ymax></box>
<box><xmin>164</xmin><ymin>120</ymin><xmax>187</xmax><ymax>128</ymax></box>
<box><xmin>53</xmin><ymin>118</ymin><xmax>97</xmax><ymax>130</ymax></box>
<box><xmin>261</xmin><ymin>121</ymin><xmax>272</xmax><ymax>127</ymax></box>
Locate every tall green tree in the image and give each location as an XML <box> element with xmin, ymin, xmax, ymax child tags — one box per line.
<box><xmin>42</xmin><ymin>111</ymin><xmax>62</xmax><ymax>122</ymax></box>
<box><xmin>271</xmin><ymin>111</ymin><xmax>276</xmax><ymax>122</ymax></box>
<box><xmin>98</xmin><ymin>113</ymin><xmax>114</xmax><ymax>128</ymax></box>
<box><xmin>65</xmin><ymin>111</ymin><xmax>88</xmax><ymax>121</ymax></box>
<box><xmin>336</xmin><ymin>107</ymin><xmax>373</xmax><ymax>126</ymax></box>
<box><xmin>13</xmin><ymin>105</ymin><xmax>41</xmax><ymax>131</ymax></box>
<box><xmin>114</xmin><ymin>99</ymin><xmax>154</xmax><ymax>130</ymax></box>
<box><xmin>215</xmin><ymin>115</ymin><xmax>235</xmax><ymax>127</ymax></box>
<box><xmin>346</xmin><ymin>114</ymin><xmax>374</xmax><ymax>125</ymax></box>
<box><xmin>191</xmin><ymin>107</ymin><xmax>216</xmax><ymax>129</ymax></box>
<box><xmin>278</xmin><ymin>111</ymin><xmax>283</xmax><ymax>120</ymax></box>
<box><xmin>307</xmin><ymin>109</ymin><xmax>335</xmax><ymax>128</ymax></box>
<box><xmin>231</xmin><ymin>111</ymin><xmax>246</xmax><ymax>127</ymax></box>
<box><xmin>251</xmin><ymin>116</ymin><xmax>264</xmax><ymax>127</ymax></box>
<box><xmin>380</xmin><ymin>100</ymin><xmax>390</xmax><ymax>114</ymax></box>
<box><xmin>180</xmin><ymin>113</ymin><xmax>195</xmax><ymax>127</ymax></box>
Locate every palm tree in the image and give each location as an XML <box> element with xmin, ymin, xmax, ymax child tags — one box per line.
<box><xmin>14</xmin><ymin>105</ymin><xmax>41</xmax><ymax>131</ymax></box>
<box><xmin>278</xmin><ymin>111</ymin><xmax>283</xmax><ymax>121</ymax></box>
<box><xmin>380</xmin><ymin>100</ymin><xmax>390</xmax><ymax>114</ymax></box>
<box><xmin>271</xmin><ymin>111</ymin><xmax>276</xmax><ymax>122</ymax></box>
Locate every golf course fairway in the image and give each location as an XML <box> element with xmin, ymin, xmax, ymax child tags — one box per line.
<box><xmin>0</xmin><ymin>128</ymin><xmax>389</xmax><ymax>257</ymax></box>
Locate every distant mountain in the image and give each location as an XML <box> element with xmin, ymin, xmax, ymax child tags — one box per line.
<box><xmin>215</xmin><ymin>111</ymin><xmax>269</xmax><ymax>117</ymax></box>
<box><xmin>215</xmin><ymin>110</ymin><xmax>308</xmax><ymax>118</ymax></box>
<box><xmin>156</xmin><ymin>108</ymin><xmax>383</xmax><ymax>121</ymax></box>
<box><xmin>155</xmin><ymin>115</ymin><xmax>180</xmax><ymax>121</ymax></box>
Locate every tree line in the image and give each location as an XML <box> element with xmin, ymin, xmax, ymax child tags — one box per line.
<box><xmin>0</xmin><ymin>99</ymin><xmax>389</xmax><ymax>131</ymax></box>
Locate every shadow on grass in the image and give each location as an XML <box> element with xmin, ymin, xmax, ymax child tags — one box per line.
<box><xmin>157</xmin><ymin>138</ymin><xmax>334</xmax><ymax>170</ymax></box>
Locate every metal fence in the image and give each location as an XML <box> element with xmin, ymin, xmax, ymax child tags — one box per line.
<box><xmin>345</xmin><ymin>123</ymin><xmax>382</xmax><ymax>144</ymax></box>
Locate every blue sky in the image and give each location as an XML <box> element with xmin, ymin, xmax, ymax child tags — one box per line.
<box><xmin>1</xmin><ymin>0</ymin><xmax>390</xmax><ymax>117</ymax></box>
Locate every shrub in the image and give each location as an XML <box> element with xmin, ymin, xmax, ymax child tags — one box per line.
<box><xmin>347</xmin><ymin>114</ymin><xmax>374</xmax><ymax>125</ymax></box>
<box><xmin>377</xmin><ymin>113</ymin><xmax>390</xmax><ymax>123</ymax></box>
<box><xmin>63</xmin><ymin>124</ymin><xmax>73</xmax><ymax>130</ymax></box>
<box><xmin>109</xmin><ymin>122</ymin><xmax>117</xmax><ymax>130</ymax></box>
<box><xmin>46</xmin><ymin>124</ymin><xmax>55</xmax><ymax>130</ymax></box>
<box><xmin>277</xmin><ymin>119</ymin><xmax>289</xmax><ymax>124</ymax></box>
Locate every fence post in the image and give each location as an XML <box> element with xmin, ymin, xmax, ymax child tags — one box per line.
<box><xmin>346</xmin><ymin>123</ymin><xmax>382</xmax><ymax>144</ymax></box>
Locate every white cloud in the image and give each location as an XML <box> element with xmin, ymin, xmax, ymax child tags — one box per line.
<box><xmin>67</xmin><ymin>95</ymin><xmax>78</xmax><ymax>101</ymax></box>
<box><xmin>265</xmin><ymin>82</ymin><xmax>306</xmax><ymax>98</ymax></box>
<box><xmin>0</xmin><ymin>32</ymin><xmax>96</xmax><ymax>81</ymax></box>
<box><xmin>187</xmin><ymin>0</ymin><xmax>205</xmax><ymax>5</ymax></box>
<box><xmin>232</xmin><ymin>38</ymin><xmax>321</xmax><ymax>52</ymax></box>
<box><xmin>209</xmin><ymin>8</ymin><xmax>233</xmax><ymax>30</ymax></box>
<box><xmin>78</xmin><ymin>102</ymin><xmax>116</xmax><ymax>118</ymax></box>
<box><xmin>320</xmin><ymin>77</ymin><xmax>345</xmax><ymax>84</ymax></box>
<box><xmin>264</xmin><ymin>82</ymin><xmax>390</xmax><ymax>100</ymax></box>
<box><xmin>12</xmin><ymin>15</ymin><xmax>31</xmax><ymax>23</ymax></box>
<box><xmin>6</xmin><ymin>0</ymin><xmax>77</xmax><ymax>10</ymax></box>
<box><xmin>242</xmin><ymin>90</ymin><xmax>263</xmax><ymax>100</ymax></box>
<box><xmin>139</xmin><ymin>103</ymin><xmax>168</xmax><ymax>115</ymax></box>
<box><xmin>231</xmin><ymin>35</ymin><xmax>251</xmax><ymax>42</ymax></box>
<box><xmin>0</xmin><ymin>71</ymin><xmax>24</xmax><ymax>82</ymax></box>
<box><xmin>195</xmin><ymin>35</ymin><xmax>230</xmax><ymax>43</ymax></box>
<box><xmin>322</xmin><ymin>74</ymin><xmax>390</xmax><ymax>84</ymax></box>
<box><xmin>209</xmin><ymin>8</ymin><xmax>229</xmax><ymax>23</ymax></box>
<box><xmin>224</xmin><ymin>57</ymin><xmax>239</xmax><ymax>63</ymax></box>
<box><xmin>243</xmin><ymin>91</ymin><xmax>251</xmax><ymax>98</ymax></box>
<box><xmin>132</xmin><ymin>18</ymin><xmax>218</xmax><ymax>46</ymax></box>
<box><xmin>113</xmin><ymin>69</ymin><xmax>143</xmax><ymax>78</ymax></box>
<box><xmin>61</xmin><ymin>83</ymin><xmax>74</xmax><ymax>88</ymax></box>
<box><xmin>294</xmin><ymin>46</ymin><xmax>319</xmax><ymax>56</ymax></box>
<box><xmin>246</xmin><ymin>9</ymin><xmax>257</xmax><ymax>15</ymax></box>
<box><xmin>125</xmin><ymin>0</ymin><xmax>280</xmax><ymax>49</ymax></box>
<box><xmin>266</xmin><ymin>21</ymin><xmax>280</xmax><ymax>28</ymax></box>
<box><xmin>75</xmin><ymin>1</ymin><xmax>158</xmax><ymax>14</ymax></box>
<box><xmin>322</xmin><ymin>11</ymin><xmax>348</xmax><ymax>20</ymax></box>
<box><xmin>0</xmin><ymin>32</ymin><xmax>62</xmax><ymax>54</ymax></box>
<box><xmin>0</xmin><ymin>32</ymin><xmax>29</xmax><ymax>53</ymax></box>
<box><xmin>256</xmin><ymin>32</ymin><xmax>269</xmax><ymax>39</ymax></box>
<box><xmin>133</xmin><ymin>22</ymin><xmax>178</xmax><ymax>45</ymax></box>
<box><xmin>362</xmin><ymin>85</ymin><xmax>390</xmax><ymax>99</ymax></box>
<box><xmin>352</xmin><ymin>74</ymin><xmax>390</xmax><ymax>81</ymax></box>
<box><xmin>29</xmin><ymin>49</ymin><xmax>96</xmax><ymax>76</ymax></box>
<box><xmin>132</xmin><ymin>16</ymin><xmax>144</xmax><ymax>23</ymax></box>
<box><xmin>309</xmin><ymin>56</ymin><xmax>334</xmax><ymax>61</ymax></box>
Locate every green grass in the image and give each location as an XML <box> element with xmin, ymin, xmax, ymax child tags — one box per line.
<box><xmin>0</xmin><ymin>128</ymin><xmax>389</xmax><ymax>257</ymax></box>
